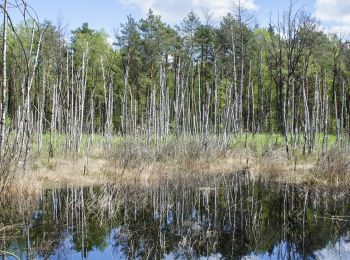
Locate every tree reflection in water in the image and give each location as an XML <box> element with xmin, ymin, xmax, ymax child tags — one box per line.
<box><xmin>1</xmin><ymin>172</ymin><xmax>350</xmax><ymax>259</ymax></box>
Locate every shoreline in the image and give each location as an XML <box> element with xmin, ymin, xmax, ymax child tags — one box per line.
<box><xmin>11</xmin><ymin>147</ymin><xmax>348</xmax><ymax>195</ymax></box>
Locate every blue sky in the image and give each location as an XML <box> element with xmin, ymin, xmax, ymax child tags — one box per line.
<box><xmin>10</xmin><ymin>0</ymin><xmax>350</xmax><ymax>37</ymax></box>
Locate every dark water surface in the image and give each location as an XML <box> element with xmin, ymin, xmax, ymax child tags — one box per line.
<box><xmin>1</xmin><ymin>173</ymin><xmax>350</xmax><ymax>259</ymax></box>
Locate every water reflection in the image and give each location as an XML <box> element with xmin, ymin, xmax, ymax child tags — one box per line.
<box><xmin>1</xmin><ymin>173</ymin><xmax>350</xmax><ymax>259</ymax></box>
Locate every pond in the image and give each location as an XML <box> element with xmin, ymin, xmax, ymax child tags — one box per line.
<box><xmin>1</xmin><ymin>173</ymin><xmax>350</xmax><ymax>259</ymax></box>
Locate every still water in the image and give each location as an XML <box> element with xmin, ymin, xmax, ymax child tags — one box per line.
<box><xmin>1</xmin><ymin>173</ymin><xmax>350</xmax><ymax>259</ymax></box>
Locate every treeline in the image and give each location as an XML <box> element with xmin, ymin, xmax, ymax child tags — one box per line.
<box><xmin>0</xmin><ymin>0</ymin><xmax>350</xmax><ymax>160</ymax></box>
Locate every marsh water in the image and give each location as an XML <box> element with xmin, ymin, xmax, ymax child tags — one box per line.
<box><xmin>1</xmin><ymin>173</ymin><xmax>350</xmax><ymax>259</ymax></box>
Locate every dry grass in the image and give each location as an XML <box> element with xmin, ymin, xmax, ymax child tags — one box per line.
<box><xmin>257</xmin><ymin>156</ymin><xmax>287</xmax><ymax>179</ymax></box>
<box><xmin>313</xmin><ymin>148</ymin><xmax>350</xmax><ymax>184</ymax></box>
<box><xmin>4</xmin><ymin>138</ymin><xmax>350</xmax><ymax>193</ymax></box>
<box><xmin>4</xmin><ymin>156</ymin><xmax>113</xmax><ymax>197</ymax></box>
<box><xmin>30</xmin><ymin>157</ymin><xmax>113</xmax><ymax>188</ymax></box>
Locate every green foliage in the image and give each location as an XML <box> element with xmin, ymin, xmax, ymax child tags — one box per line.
<box><xmin>4</xmin><ymin>5</ymin><xmax>350</xmax><ymax>146</ymax></box>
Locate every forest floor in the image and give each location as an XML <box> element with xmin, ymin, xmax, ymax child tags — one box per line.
<box><xmin>8</xmin><ymin>133</ymin><xmax>350</xmax><ymax>196</ymax></box>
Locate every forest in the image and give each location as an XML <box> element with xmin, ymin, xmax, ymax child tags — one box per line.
<box><xmin>0</xmin><ymin>0</ymin><xmax>349</xmax><ymax>191</ymax></box>
<box><xmin>1</xmin><ymin>0</ymin><xmax>350</xmax><ymax>259</ymax></box>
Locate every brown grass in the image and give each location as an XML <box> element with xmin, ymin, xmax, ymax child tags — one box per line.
<box><xmin>313</xmin><ymin>148</ymin><xmax>350</xmax><ymax>184</ymax></box>
<box><xmin>6</xmin><ymin>142</ymin><xmax>350</xmax><ymax>194</ymax></box>
<box><xmin>257</xmin><ymin>157</ymin><xmax>287</xmax><ymax>179</ymax></box>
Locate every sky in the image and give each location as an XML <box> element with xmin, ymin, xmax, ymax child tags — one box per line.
<box><xmin>9</xmin><ymin>0</ymin><xmax>350</xmax><ymax>38</ymax></box>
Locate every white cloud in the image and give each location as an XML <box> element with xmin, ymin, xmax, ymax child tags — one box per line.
<box><xmin>314</xmin><ymin>238</ymin><xmax>350</xmax><ymax>259</ymax></box>
<box><xmin>120</xmin><ymin>0</ymin><xmax>258</xmax><ymax>24</ymax></box>
<box><xmin>327</xmin><ymin>25</ymin><xmax>350</xmax><ymax>35</ymax></box>
<box><xmin>314</xmin><ymin>0</ymin><xmax>350</xmax><ymax>35</ymax></box>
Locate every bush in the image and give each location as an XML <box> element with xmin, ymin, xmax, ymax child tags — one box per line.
<box><xmin>111</xmin><ymin>135</ymin><xmax>223</xmax><ymax>171</ymax></box>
